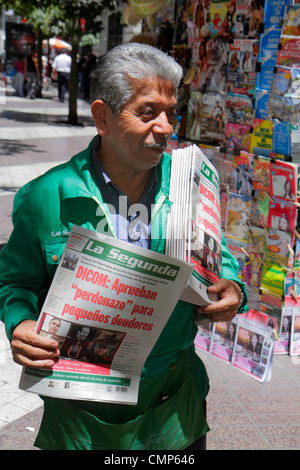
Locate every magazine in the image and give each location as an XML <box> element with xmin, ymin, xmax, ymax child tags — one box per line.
<box><xmin>166</xmin><ymin>144</ymin><xmax>222</xmax><ymax>306</ymax></box>
<box><xmin>290</xmin><ymin>299</ymin><xmax>300</xmax><ymax>356</ymax></box>
<box><xmin>277</xmin><ymin>36</ymin><xmax>300</xmax><ymax>68</ymax></box>
<box><xmin>282</xmin><ymin>4</ymin><xmax>300</xmax><ymax>37</ymax></box>
<box><xmin>19</xmin><ymin>226</ymin><xmax>193</xmax><ymax>403</ymax></box>
<box><xmin>195</xmin><ymin>308</ymin><xmax>275</xmax><ymax>382</ymax></box>
<box><xmin>250</xmin><ymin>118</ymin><xmax>273</xmax><ymax>157</ymax></box>
<box><xmin>200</xmin><ymin>90</ymin><xmax>226</xmax><ymax>143</ymax></box>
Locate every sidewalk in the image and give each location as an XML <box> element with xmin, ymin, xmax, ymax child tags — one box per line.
<box><xmin>1</xmin><ymin>84</ymin><xmax>300</xmax><ymax>450</ymax></box>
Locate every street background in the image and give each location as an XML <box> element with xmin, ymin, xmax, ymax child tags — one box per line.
<box><xmin>0</xmin><ymin>84</ymin><xmax>300</xmax><ymax>450</ymax></box>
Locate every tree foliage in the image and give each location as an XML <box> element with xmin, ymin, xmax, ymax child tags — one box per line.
<box><xmin>2</xmin><ymin>0</ymin><xmax>123</xmax><ymax>123</ymax></box>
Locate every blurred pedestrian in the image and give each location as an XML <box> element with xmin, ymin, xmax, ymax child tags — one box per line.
<box><xmin>25</xmin><ymin>49</ymin><xmax>40</xmax><ymax>99</ymax></box>
<box><xmin>14</xmin><ymin>55</ymin><xmax>25</xmax><ymax>97</ymax></box>
<box><xmin>51</xmin><ymin>49</ymin><xmax>71</xmax><ymax>103</ymax></box>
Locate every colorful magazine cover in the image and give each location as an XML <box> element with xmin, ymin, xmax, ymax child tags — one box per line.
<box><xmin>250</xmin><ymin>118</ymin><xmax>273</xmax><ymax>156</ymax></box>
<box><xmin>271</xmin><ymin>66</ymin><xmax>292</xmax><ymax>96</ymax></box>
<box><xmin>273</xmin><ymin>119</ymin><xmax>292</xmax><ymax>156</ymax></box>
<box><xmin>260</xmin><ymin>262</ymin><xmax>286</xmax><ymax>297</ymax></box>
<box><xmin>236</xmin><ymin>0</ymin><xmax>252</xmax><ymax>37</ymax></box>
<box><xmin>204</xmin><ymin>37</ymin><xmax>229</xmax><ymax>91</ymax></box>
<box><xmin>269</xmin><ymin>158</ymin><xmax>297</xmax><ymax>201</ymax></box>
<box><xmin>225</xmin><ymin>122</ymin><xmax>252</xmax><ymax>152</ymax></box>
<box><xmin>230</xmin><ymin>152</ymin><xmax>254</xmax><ymax>197</ymax></box>
<box><xmin>287</xmin><ymin>66</ymin><xmax>300</xmax><ymax>95</ymax></box>
<box><xmin>191</xmin><ymin>0</ymin><xmax>211</xmax><ymax>40</ymax></box>
<box><xmin>257</xmin><ymin>27</ymin><xmax>282</xmax><ymax>66</ymax></box>
<box><xmin>277</xmin><ymin>36</ymin><xmax>300</xmax><ymax>68</ymax></box>
<box><xmin>210</xmin><ymin>0</ymin><xmax>236</xmax><ymax>38</ymax></box>
<box><xmin>200</xmin><ymin>90</ymin><xmax>226</xmax><ymax>143</ymax></box>
<box><xmin>226</xmin><ymin>237</ymin><xmax>248</xmax><ymax>279</ymax></box>
<box><xmin>252</xmin><ymin>155</ymin><xmax>271</xmax><ymax>192</ymax></box>
<box><xmin>262</xmin><ymin>0</ymin><xmax>293</xmax><ymax>29</ymax></box>
<box><xmin>250</xmin><ymin>190</ymin><xmax>269</xmax><ymax>228</ymax></box>
<box><xmin>254</xmin><ymin>89</ymin><xmax>271</xmax><ymax>120</ymax></box>
<box><xmin>225</xmin><ymin>192</ymin><xmax>252</xmax><ymax>242</ymax></box>
<box><xmin>225</xmin><ymin>92</ymin><xmax>254</xmax><ymax>125</ymax></box>
<box><xmin>247</xmin><ymin>224</ymin><xmax>266</xmax><ymax>253</ymax></box>
<box><xmin>283</xmin><ymin>94</ymin><xmax>300</xmax><ymax>123</ymax></box>
<box><xmin>227</xmin><ymin>39</ymin><xmax>258</xmax><ymax>89</ymax></box>
<box><xmin>267</xmin><ymin>196</ymin><xmax>297</xmax><ymax>235</ymax></box>
<box><xmin>244</xmin><ymin>250</ymin><xmax>263</xmax><ymax>287</ymax></box>
<box><xmin>264</xmin><ymin>228</ymin><xmax>292</xmax><ymax>266</ymax></box>
<box><xmin>236</xmin><ymin>0</ymin><xmax>265</xmax><ymax>39</ymax></box>
<box><xmin>282</xmin><ymin>4</ymin><xmax>300</xmax><ymax>36</ymax></box>
<box><xmin>210</xmin><ymin>319</ymin><xmax>237</xmax><ymax>363</ymax></box>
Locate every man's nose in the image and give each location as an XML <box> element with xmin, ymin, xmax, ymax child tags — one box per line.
<box><xmin>153</xmin><ymin>111</ymin><xmax>173</xmax><ymax>135</ymax></box>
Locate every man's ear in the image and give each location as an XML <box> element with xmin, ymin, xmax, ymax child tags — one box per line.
<box><xmin>91</xmin><ymin>100</ymin><xmax>110</xmax><ymax>136</ymax></box>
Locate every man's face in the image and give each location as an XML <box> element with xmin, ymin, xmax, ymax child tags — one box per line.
<box><xmin>104</xmin><ymin>78</ymin><xmax>177</xmax><ymax>174</ymax></box>
<box><xmin>49</xmin><ymin>319</ymin><xmax>61</xmax><ymax>335</ymax></box>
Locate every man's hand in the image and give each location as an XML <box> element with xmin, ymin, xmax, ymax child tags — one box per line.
<box><xmin>195</xmin><ymin>279</ymin><xmax>242</xmax><ymax>323</ymax></box>
<box><xmin>11</xmin><ymin>320</ymin><xmax>60</xmax><ymax>368</ymax></box>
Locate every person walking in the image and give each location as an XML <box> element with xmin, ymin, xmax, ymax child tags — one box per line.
<box><xmin>25</xmin><ymin>49</ymin><xmax>40</xmax><ymax>99</ymax></box>
<box><xmin>51</xmin><ymin>49</ymin><xmax>72</xmax><ymax>103</ymax></box>
<box><xmin>14</xmin><ymin>55</ymin><xmax>25</xmax><ymax>97</ymax></box>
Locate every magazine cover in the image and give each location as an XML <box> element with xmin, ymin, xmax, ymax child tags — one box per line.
<box><xmin>257</xmin><ymin>26</ymin><xmax>282</xmax><ymax>66</ymax></box>
<box><xmin>252</xmin><ymin>155</ymin><xmax>270</xmax><ymax>192</ymax></box>
<box><xmin>250</xmin><ymin>190</ymin><xmax>269</xmax><ymax>228</ymax></box>
<box><xmin>250</xmin><ymin>118</ymin><xmax>273</xmax><ymax>156</ymax></box>
<box><xmin>200</xmin><ymin>90</ymin><xmax>226</xmax><ymax>143</ymax></box>
<box><xmin>261</xmin><ymin>262</ymin><xmax>287</xmax><ymax>299</ymax></box>
<box><xmin>200</xmin><ymin>37</ymin><xmax>229</xmax><ymax>91</ymax></box>
<box><xmin>225</xmin><ymin>192</ymin><xmax>252</xmax><ymax>242</ymax></box>
<box><xmin>277</xmin><ymin>36</ymin><xmax>300</xmax><ymax>68</ymax></box>
<box><xmin>267</xmin><ymin>196</ymin><xmax>297</xmax><ymax>235</ymax></box>
<box><xmin>230</xmin><ymin>152</ymin><xmax>254</xmax><ymax>197</ymax></box>
<box><xmin>225</xmin><ymin>122</ymin><xmax>252</xmax><ymax>152</ymax></box>
<box><xmin>244</xmin><ymin>251</ymin><xmax>263</xmax><ymax>287</ymax></box>
<box><xmin>210</xmin><ymin>0</ymin><xmax>236</xmax><ymax>38</ymax></box>
<box><xmin>282</xmin><ymin>4</ymin><xmax>300</xmax><ymax>36</ymax></box>
<box><xmin>191</xmin><ymin>0</ymin><xmax>210</xmax><ymax>40</ymax></box>
<box><xmin>262</xmin><ymin>0</ymin><xmax>293</xmax><ymax>29</ymax></box>
<box><xmin>225</xmin><ymin>92</ymin><xmax>254</xmax><ymax>125</ymax></box>
<box><xmin>264</xmin><ymin>228</ymin><xmax>292</xmax><ymax>266</ymax></box>
<box><xmin>235</xmin><ymin>0</ymin><xmax>252</xmax><ymax>37</ymax></box>
<box><xmin>269</xmin><ymin>159</ymin><xmax>297</xmax><ymax>201</ymax></box>
<box><xmin>185</xmin><ymin>91</ymin><xmax>202</xmax><ymax>140</ymax></box>
<box><xmin>271</xmin><ymin>66</ymin><xmax>292</xmax><ymax>96</ymax></box>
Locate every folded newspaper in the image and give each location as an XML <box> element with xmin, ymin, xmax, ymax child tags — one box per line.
<box><xmin>166</xmin><ymin>144</ymin><xmax>222</xmax><ymax>306</ymax></box>
<box><xmin>19</xmin><ymin>226</ymin><xmax>193</xmax><ymax>404</ymax></box>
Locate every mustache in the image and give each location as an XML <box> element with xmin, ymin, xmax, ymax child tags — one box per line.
<box><xmin>144</xmin><ymin>141</ymin><xmax>168</xmax><ymax>151</ymax></box>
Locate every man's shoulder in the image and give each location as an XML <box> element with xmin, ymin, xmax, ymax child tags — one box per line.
<box><xmin>16</xmin><ymin>144</ymin><xmax>92</xmax><ymax>201</ymax></box>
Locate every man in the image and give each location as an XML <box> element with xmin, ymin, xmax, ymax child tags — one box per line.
<box><xmin>51</xmin><ymin>48</ymin><xmax>71</xmax><ymax>103</ymax></box>
<box><xmin>25</xmin><ymin>48</ymin><xmax>40</xmax><ymax>99</ymax></box>
<box><xmin>0</xmin><ymin>43</ymin><xmax>247</xmax><ymax>450</ymax></box>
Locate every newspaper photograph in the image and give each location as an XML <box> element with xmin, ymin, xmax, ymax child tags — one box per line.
<box><xmin>19</xmin><ymin>226</ymin><xmax>193</xmax><ymax>404</ymax></box>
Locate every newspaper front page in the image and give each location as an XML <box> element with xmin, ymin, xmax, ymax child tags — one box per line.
<box><xmin>166</xmin><ymin>144</ymin><xmax>222</xmax><ymax>306</ymax></box>
<box><xmin>19</xmin><ymin>226</ymin><xmax>193</xmax><ymax>404</ymax></box>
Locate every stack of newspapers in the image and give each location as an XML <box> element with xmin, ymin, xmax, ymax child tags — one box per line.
<box><xmin>166</xmin><ymin>144</ymin><xmax>222</xmax><ymax>306</ymax></box>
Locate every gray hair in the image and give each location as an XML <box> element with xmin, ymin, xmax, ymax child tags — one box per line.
<box><xmin>89</xmin><ymin>42</ymin><xmax>183</xmax><ymax>115</ymax></box>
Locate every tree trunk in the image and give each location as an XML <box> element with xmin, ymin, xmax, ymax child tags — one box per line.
<box><xmin>68</xmin><ymin>32</ymin><xmax>79</xmax><ymax>125</ymax></box>
<box><xmin>36</xmin><ymin>27</ymin><xmax>43</xmax><ymax>98</ymax></box>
